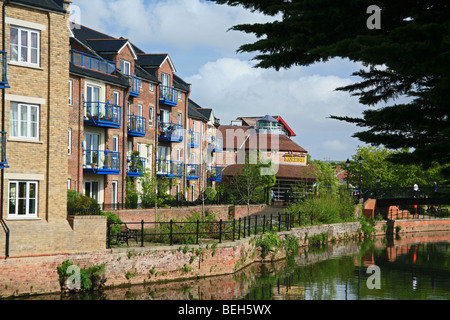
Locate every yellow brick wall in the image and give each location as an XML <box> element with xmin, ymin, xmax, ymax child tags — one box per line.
<box><xmin>0</xmin><ymin>2</ymin><xmax>106</xmax><ymax>257</ymax></box>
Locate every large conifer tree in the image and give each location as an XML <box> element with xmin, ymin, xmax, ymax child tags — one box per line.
<box><xmin>210</xmin><ymin>0</ymin><xmax>450</xmax><ymax>178</ymax></box>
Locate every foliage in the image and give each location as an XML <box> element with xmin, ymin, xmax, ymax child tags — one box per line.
<box><xmin>256</xmin><ymin>232</ymin><xmax>280</xmax><ymax>258</ymax></box>
<box><xmin>283</xmin><ymin>192</ymin><xmax>355</xmax><ymax>225</ymax></box>
<box><xmin>101</xmin><ymin>211</ymin><xmax>123</xmax><ymax>236</ymax></box>
<box><xmin>67</xmin><ymin>189</ymin><xmax>98</xmax><ymax>213</ymax></box>
<box><xmin>57</xmin><ymin>260</ymin><xmax>106</xmax><ymax>292</ymax></box>
<box><xmin>139</xmin><ymin>170</ymin><xmax>176</xmax><ymax>207</ymax></box>
<box><xmin>223</xmin><ymin>150</ymin><xmax>276</xmax><ymax>214</ymax></box>
<box><xmin>346</xmin><ymin>145</ymin><xmax>447</xmax><ymax>190</ymax></box>
<box><xmin>210</xmin><ymin>0</ymin><xmax>450</xmax><ymax>179</ymax></box>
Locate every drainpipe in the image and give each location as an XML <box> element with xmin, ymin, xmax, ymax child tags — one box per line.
<box><xmin>1</xmin><ymin>0</ymin><xmax>10</xmax><ymax>258</ymax></box>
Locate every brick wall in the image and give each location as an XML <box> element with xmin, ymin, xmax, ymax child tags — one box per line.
<box><xmin>114</xmin><ymin>204</ymin><xmax>267</xmax><ymax>223</ymax></box>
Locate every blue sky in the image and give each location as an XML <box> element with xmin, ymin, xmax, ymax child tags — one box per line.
<box><xmin>71</xmin><ymin>0</ymin><xmax>369</xmax><ymax>161</ymax></box>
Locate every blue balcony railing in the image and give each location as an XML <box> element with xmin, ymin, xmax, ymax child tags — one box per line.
<box><xmin>156</xmin><ymin>160</ymin><xmax>183</xmax><ymax>179</ymax></box>
<box><xmin>0</xmin><ymin>132</ymin><xmax>9</xmax><ymax>169</ymax></box>
<box><xmin>187</xmin><ymin>131</ymin><xmax>200</xmax><ymax>148</ymax></box>
<box><xmin>83</xmin><ymin>150</ymin><xmax>121</xmax><ymax>175</ymax></box>
<box><xmin>207</xmin><ymin>166</ymin><xmax>222</xmax><ymax>182</ymax></box>
<box><xmin>160</xmin><ymin>85</ymin><xmax>178</xmax><ymax>106</ymax></box>
<box><xmin>70</xmin><ymin>50</ymin><xmax>117</xmax><ymax>75</ymax></box>
<box><xmin>0</xmin><ymin>51</ymin><xmax>10</xmax><ymax>89</ymax></box>
<box><xmin>159</xmin><ymin>122</ymin><xmax>183</xmax><ymax>143</ymax></box>
<box><xmin>128</xmin><ymin>114</ymin><xmax>147</xmax><ymax>137</ymax></box>
<box><xmin>207</xmin><ymin>136</ymin><xmax>223</xmax><ymax>153</ymax></box>
<box><xmin>127</xmin><ymin>75</ymin><xmax>141</xmax><ymax>97</ymax></box>
<box><xmin>186</xmin><ymin>164</ymin><xmax>199</xmax><ymax>180</ymax></box>
<box><xmin>84</xmin><ymin>99</ymin><xmax>121</xmax><ymax>129</ymax></box>
<box><xmin>127</xmin><ymin>156</ymin><xmax>146</xmax><ymax>177</ymax></box>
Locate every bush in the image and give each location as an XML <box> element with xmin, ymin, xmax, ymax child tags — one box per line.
<box><xmin>67</xmin><ymin>190</ymin><xmax>98</xmax><ymax>214</ymax></box>
<box><xmin>57</xmin><ymin>260</ymin><xmax>106</xmax><ymax>292</ymax></box>
<box><xmin>283</xmin><ymin>192</ymin><xmax>355</xmax><ymax>225</ymax></box>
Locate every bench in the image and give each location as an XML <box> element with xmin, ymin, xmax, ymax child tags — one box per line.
<box><xmin>116</xmin><ymin>223</ymin><xmax>139</xmax><ymax>245</ymax></box>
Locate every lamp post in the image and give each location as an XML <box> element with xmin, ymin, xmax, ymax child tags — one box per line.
<box><xmin>358</xmin><ymin>156</ymin><xmax>364</xmax><ymax>198</ymax></box>
<box><xmin>346</xmin><ymin>158</ymin><xmax>351</xmax><ymax>192</ymax></box>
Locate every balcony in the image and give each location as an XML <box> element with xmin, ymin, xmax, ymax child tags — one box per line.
<box><xmin>186</xmin><ymin>164</ymin><xmax>199</xmax><ymax>181</ymax></box>
<box><xmin>160</xmin><ymin>85</ymin><xmax>178</xmax><ymax>106</ymax></box>
<box><xmin>159</xmin><ymin>122</ymin><xmax>183</xmax><ymax>143</ymax></box>
<box><xmin>127</xmin><ymin>156</ymin><xmax>146</xmax><ymax>177</ymax></box>
<box><xmin>0</xmin><ymin>51</ymin><xmax>10</xmax><ymax>89</ymax></box>
<box><xmin>0</xmin><ymin>132</ymin><xmax>9</xmax><ymax>169</ymax></box>
<box><xmin>156</xmin><ymin>160</ymin><xmax>183</xmax><ymax>179</ymax></box>
<box><xmin>128</xmin><ymin>114</ymin><xmax>147</xmax><ymax>137</ymax></box>
<box><xmin>84</xmin><ymin>100</ymin><xmax>121</xmax><ymax>129</ymax></box>
<box><xmin>128</xmin><ymin>75</ymin><xmax>141</xmax><ymax>97</ymax></box>
<box><xmin>187</xmin><ymin>131</ymin><xmax>200</xmax><ymax>148</ymax></box>
<box><xmin>207</xmin><ymin>166</ymin><xmax>223</xmax><ymax>182</ymax></box>
<box><xmin>83</xmin><ymin>150</ymin><xmax>121</xmax><ymax>175</ymax></box>
<box><xmin>207</xmin><ymin>136</ymin><xmax>223</xmax><ymax>153</ymax></box>
<box><xmin>70</xmin><ymin>50</ymin><xmax>116</xmax><ymax>75</ymax></box>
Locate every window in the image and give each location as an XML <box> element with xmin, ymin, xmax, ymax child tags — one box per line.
<box><xmin>149</xmin><ymin>106</ymin><xmax>154</xmax><ymax>126</ymax></box>
<box><xmin>178</xmin><ymin>91</ymin><xmax>182</xmax><ymax>100</ymax></box>
<box><xmin>8</xmin><ymin>181</ymin><xmax>38</xmax><ymax>218</ymax></box>
<box><xmin>112</xmin><ymin>135</ymin><xmax>119</xmax><ymax>152</ymax></box>
<box><xmin>149</xmin><ymin>83</ymin><xmax>154</xmax><ymax>92</ymax></box>
<box><xmin>120</xmin><ymin>59</ymin><xmax>131</xmax><ymax>75</ymax></box>
<box><xmin>67</xmin><ymin>179</ymin><xmax>71</xmax><ymax>190</ymax></box>
<box><xmin>161</xmin><ymin>73</ymin><xmax>170</xmax><ymax>86</ymax></box>
<box><xmin>177</xmin><ymin>113</ymin><xmax>182</xmax><ymax>125</ymax></box>
<box><xmin>113</xmin><ymin>91</ymin><xmax>120</xmax><ymax>105</ymax></box>
<box><xmin>69</xmin><ymin>80</ymin><xmax>73</xmax><ymax>106</ymax></box>
<box><xmin>68</xmin><ymin>128</ymin><xmax>72</xmax><ymax>155</ymax></box>
<box><xmin>10</xmin><ymin>102</ymin><xmax>39</xmax><ymax>140</ymax></box>
<box><xmin>10</xmin><ymin>26</ymin><xmax>40</xmax><ymax>66</ymax></box>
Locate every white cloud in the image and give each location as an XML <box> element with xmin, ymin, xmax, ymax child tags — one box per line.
<box><xmin>72</xmin><ymin>0</ymin><xmax>277</xmax><ymax>54</ymax></box>
<box><xmin>186</xmin><ymin>57</ymin><xmax>366</xmax><ymax>160</ymax></box>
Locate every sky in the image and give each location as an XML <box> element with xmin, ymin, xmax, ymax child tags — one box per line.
<box><xmin>70</xmin><ymin>0</ymin><xmax>369</xmax><ymax>161</ymax></box>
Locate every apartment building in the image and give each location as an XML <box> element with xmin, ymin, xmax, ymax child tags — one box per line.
<box><xmin>0</xmin><ymin>0</ymin><xmax>73</xmax><ymax>257</ymax></box>
<box><xmin>219</xmin><ymin>115</ymin><xmax>315</xmax><ymax>201</ymax></box>
<box><xmin>68</xmin><ymin>24</ymin><xmax>223</xmax><ymax>208</ymax></box>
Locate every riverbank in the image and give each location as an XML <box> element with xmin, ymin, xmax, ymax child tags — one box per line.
<box><xmin>1</xmin><ymin>218</ymin><xmax>450</xmax><ymax>298</ymax></box>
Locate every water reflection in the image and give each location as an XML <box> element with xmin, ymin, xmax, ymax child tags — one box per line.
<box><xmin>23</xmin><ymin>232</ymin><xmax>450</xmax><ymax>300</ymax></box>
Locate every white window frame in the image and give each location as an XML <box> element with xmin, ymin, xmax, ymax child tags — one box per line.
<box><xmin>8</xmin><ymin>181</ymin><xmax>38</xmax><ymax>218</ymax></box>
<box><xmin>10</xmin><ymin>102</ymin><xmax>39</xmax><ymax>140</ymax></box>
<box><xmin>68</xmin><ymin>128</ymin><xmax>72</xmax><ymax>155</ymax></box>
<box><xmin>10</xmin><ymin>25</ymin><xmax>40</xmax><ymax>67</ymax></box>
<box><xmin>120</xmin><ymin>59</ymin><xmax>131</xmax><ymax>75</ymax></box>
<box><xmin>149</xmin><ymin>106</ymin><xmax>154</xmax><ymax>126</ymax></box>
<box><xmin>69</xmin><ymin>79</ymin><xmax>73</xmax><ymax>106</ymax></box>
<box><xmin>149</xmin><ymin>83</ymin><xmax>154</xmax><ymax>92</ymax></box>
<box><xmin>113</xmin><ymin>91</ymin><xmax>120</xmax><ymax>106</ymax></box>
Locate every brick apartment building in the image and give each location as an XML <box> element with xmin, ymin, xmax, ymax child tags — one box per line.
<box><xmin>68</xmin><ymin>24</ymin><xmax>223</xmax><ymax>209</ymax></box>
<box><xmin>219</xmin><ymin>115</ymin><xmax>316</xmax><ymax>201</ymax></box>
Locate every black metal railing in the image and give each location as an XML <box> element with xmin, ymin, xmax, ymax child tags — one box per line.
<box><xmin>107</xmin><ymin>212</ymin><xmax>305</xmax><ymax>248</ymax></box>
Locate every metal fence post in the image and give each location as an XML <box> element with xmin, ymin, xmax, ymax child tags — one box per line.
<box><xmin>255</xmin><ymin>216</ymin><xmax>258</xmax><ymax>235</ymax></box>
<box><xmin>219</xmin><ymin>219</ymin><xmax>223</xmax><ymax>243</ymax></box>
<box><xmin>232</xmin><ymin>219</ymin><xmax>236</xmax><ymax>242</ymax></box>
<box><xmin>263</xmin><ymin>215</ymin><xmax>266</xmax><ymax>234</ymax></box>
<box><xmin>196</xmin><ymin>219</ymin><xmax>200</xmax><ymax>244</ymax></box>
<box><xmin>141</xmin><ymin>220</ymin><xmax>144</xmax><ymax>247</ymax></box>
<box><xmin>170</xmin><ymin>220</ymin><xmax>173</xmax><ymax>246</ymax></box>
<box><xmin>238</xmin><ymin>218</ymin><xmax>241</xmax><ymax>240</ymax></box>
<box><xmin>243</xmin><ymin>217</ymin><xmax>246</xmax><ymax>238</ymax></box>
<box><xmin>278</xmin><ymin>213</ymin><xmax>281</xmax><ymax>232</ymax></box>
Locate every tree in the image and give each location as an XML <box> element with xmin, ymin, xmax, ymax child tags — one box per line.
<box><xmin>347</xmin><ymin>145</ymin><xmax>445</xmax><ymax>191</ymax></box>
<box><xmin>225</xmin><ymin>152</ymin><xmax>276</xmax><ymax>216</ymax></box>
<box><xmin>209</xmin><ymin>0</ymin><xmax>450</xmax><ymax>179</ymax></box>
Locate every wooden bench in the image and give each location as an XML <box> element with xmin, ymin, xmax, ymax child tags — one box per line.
<box><xmin>116</xmin><ymin>223</ymin><xmax>139</xmax><ymax>245</ymax></box>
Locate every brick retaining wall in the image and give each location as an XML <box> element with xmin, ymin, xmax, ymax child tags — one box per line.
<box><xmin>1</xmin><ymin>219</ymin><xmax>450</xmax><ymax>298</ymax></box>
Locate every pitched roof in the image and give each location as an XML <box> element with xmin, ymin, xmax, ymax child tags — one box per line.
<box><xmin>137</xmin><ymin>53</ymin><xmax>176</xmax><ymax>72</ymax></box>
<box><xmin>188</xmin><ymin>100</ymin><xmax>209</xmax><ymax>121</ymax></box>
<box><xmin>218</xmin><ymin>126</ymin><xmax>307</xmax><ymax>153</ymax></box>
<box><xmin>10</xmin><ymin>0</ymin><xmax>66</xmax><ymax>13</ymax></box>
<box><xmin>236</xmin><ymin>115</ymin><xmax>296</xmax><ymax>137</ymax></box>
<box><xmin>85</xmin><ymin>39</ymin><xmax>128</xmax><ymax>53</ymax></box>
